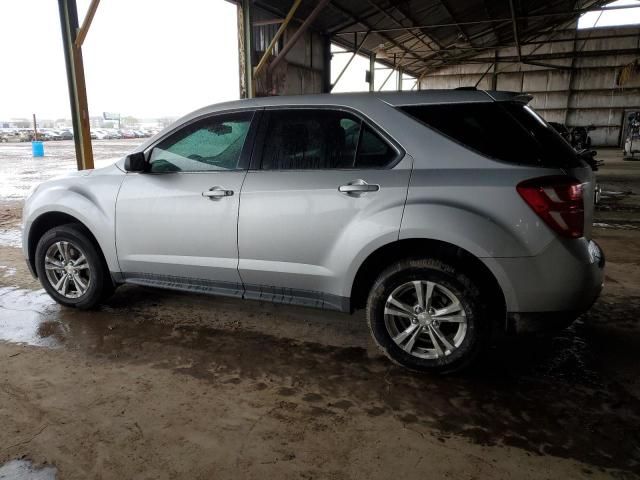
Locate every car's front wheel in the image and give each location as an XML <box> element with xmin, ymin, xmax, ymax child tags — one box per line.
<box><xmin>366</xmin><ymin>258</ymin><xmax>489</xmax><ymax>373</ymax></box>
<box><xmin>35</xmin><ymin>224</ymin><xmax>111</xmax><ymax>309</ymax></box>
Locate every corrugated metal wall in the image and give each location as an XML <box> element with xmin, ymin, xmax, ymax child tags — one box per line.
<box><xmin>419</xmin><ymin>26</ymin><xmax>640</xmax><ymax>146</ymax></box>
<box><xmin>252</xmin><ymin>7</ymin><xmax>328</xmax><ymax>96</ymax></box>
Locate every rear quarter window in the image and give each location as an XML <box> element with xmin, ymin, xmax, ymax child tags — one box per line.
<box><xmin>399</xmin><ymin>102</ymin><xmax>581</xmax><ymax>168</ymax></box>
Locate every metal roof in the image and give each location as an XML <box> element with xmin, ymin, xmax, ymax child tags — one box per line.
<box><xmin>251</xmin><ymin>0</ymin><xmax>612</xmax><ymax>77</ymax></box>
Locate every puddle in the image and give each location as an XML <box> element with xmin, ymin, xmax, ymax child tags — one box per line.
<box><xmin>0</xmin><ymin>287</ymin><xmax>63</xmax><ymax>347</ymax></box>
<box><xmin>0</xmin><ymin>228</ymin><xmax>21</xmax><ymax>248</ymax></box>
<box><xmin>0</xmin><ymin>460</ymin><xmax>56</xmax><ymax>480</ymax></box>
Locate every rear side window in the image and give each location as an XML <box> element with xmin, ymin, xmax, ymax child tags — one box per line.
<box><xmin>357</xmin><ymin>124</ymin><xmax>398</xmax><ymax>168</ymax></box>
<box><xmin>259</xmin><ymin>109</ymin><xmax>398</xmax><ymax>170</ymax></box>
<box><xmin>400</xmin><ymin>102</ymin><xmax>580</xmax><ymax>168</ymax></box>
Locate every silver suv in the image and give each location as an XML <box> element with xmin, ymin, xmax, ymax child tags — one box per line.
<box><xmin>22</xmin><ymin>90</ymin><xmax>604</xmax><ymax>372</ymax></box>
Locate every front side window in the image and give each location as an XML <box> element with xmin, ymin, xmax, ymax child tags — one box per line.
<box><xmin>259</xmin><ymin>109</ymin><xmax>397</xmax><ymax>170</ymax></box>
<box><xmin>149</xmin><ymin>111</ymin><xmax>253</xmax><ymax>173</ymax></box>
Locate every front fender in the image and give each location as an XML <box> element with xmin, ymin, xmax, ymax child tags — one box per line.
<box><xmin>23</xmin><ymin>168</ymin><xmax>124</xmax><ymax>273</ymax></box>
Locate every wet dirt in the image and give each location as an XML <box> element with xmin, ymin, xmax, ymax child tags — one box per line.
<box><xmin>0</xmin><ymin>139</ymin><xmax>138</xmax><ymax>200</ymax></box>
<box><xmin>1</xmin><ymin>281</ymin><xmax>639</xmax><ymax>476</ymax></box>
<box><xmin>1</xmin><ymin>145</ymin><xmax>639</xmax><ymax>479</ymax></box>
<box><xmin>595</xmin><ymin>149</ymin><xmax>640</xmax><ymax>230</ymax></box>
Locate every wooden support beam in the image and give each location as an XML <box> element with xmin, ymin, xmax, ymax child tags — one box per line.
<box><xmin>74</xmin><ymin>0</ymin><xmax>100</xmax><ymax>48</ymax></box>
<box><xmin>268</xmin><ymin>0</ymin><xmax>331</xmax><ymax>75</ymax></box>
<box><xmin>238</xmin><ymin>0</ymin><xmax>254</xmax><ymax>98</ymax></box>
<box><xmin>58</xmin><ymin>0</ymin><xmax>94</xmax><ymax>170</ymax></box>
<box><xmin>254</xmin><ymin>0</ymin><xmax>302</xmax><ymax>79</ymax></box>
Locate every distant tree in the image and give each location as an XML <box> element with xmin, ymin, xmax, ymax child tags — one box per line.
<box><xmin>158</xmin><ymin>117</ymin><xmax>176</xmax><ymax>127</ymax></box>
<box><xmin>13</xmin><ymin>118</ymin><xmax>31</xmax><ymax>128</ymax></box>
<box><xmin>122</xmin><ymin>116</ymin><xmax>139</xmax><ymax>126</ymax></box>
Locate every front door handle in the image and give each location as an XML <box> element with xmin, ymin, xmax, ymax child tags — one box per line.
<box><xmin>202</xmin><ymin>187</ymin><xmax>234</xmax><ymax>199</ymax></box>
<box><xmin>338</xmin><ymin>179</ymin><xmax>380</xmax><ymax>196</ymax></box>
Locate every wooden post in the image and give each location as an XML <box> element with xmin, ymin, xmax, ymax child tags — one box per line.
<box><xmin>32</xmin><ymin>114</ymin><xmax>38</xmax><ymax>141</ymax></box>
<box><xmin>58</xmin><ymin>0</ymin><xmax>94</xmax><ymax>170</ymax></box>
<box><xmin>238</xmin><ymin>0</ymin><xmax>254</xmax><ymax>99</ymax></box>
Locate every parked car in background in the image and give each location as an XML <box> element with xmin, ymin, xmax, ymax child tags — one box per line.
<box><xmin>91</xmin><ymin>130</ymin><xmax>110</xmax><ymax>140</ymax></box>
<box><xmin>41</xmin><ymin>129</ymin><xmax>62</xmax><ymax>141</ymax></box>
<box><xmin>21</xmin><ymin>91</ymin><xmax>604</xmax><ymax>373</ymax></box>
<box><xmin>18</xmin><ymin>129</ymin><xmax>37</xmax><ymax>141</ymax></box>
<box><xmin>57</xmin><ymin>130</ymin><xmax>73</xmax><ymax>140</ymax></box>
<box><xmin>0</xmin><ymin>129</ymin><xmax>21</xmax><ymax>142</ymax></box>
<box><xmin>119</xmin><ymin>130</ymin><xmax>137</xmax><ymax>139</ymax></box>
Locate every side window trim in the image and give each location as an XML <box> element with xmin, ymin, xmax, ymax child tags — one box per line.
<box><xmin>143</xmin><ymin>108</ymin><xmax>261</xmax><ymax>174</ymax></box>
<box><xmin>249</xmin><ymin>106</ymin><xmax>404</xmax><ymax>172</ymax></box>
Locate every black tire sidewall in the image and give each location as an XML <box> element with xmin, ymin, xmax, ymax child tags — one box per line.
<box><xmin>35</xmin><ymin>224</ymin><xmax>105</xmax><ymax>309</ymax></box>
<box><xmin>367</xmin><ymin>259</ymin><xmax>487</xmax><ymax>373</ymax></box>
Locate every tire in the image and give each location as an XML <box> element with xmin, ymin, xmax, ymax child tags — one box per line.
<box><xmin>366</xmin><ymin>258</ymin><xmax>489</xmax><ymax>374</ymax></box>
<box><xmin>35</xmin><ymin>224</ymin><xmax>111</xmax><ymax>309</ymax></box>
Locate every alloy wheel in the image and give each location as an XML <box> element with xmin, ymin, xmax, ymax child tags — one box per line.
<box><xmin>44</xmin><ymin>241</ymin><xmax>91</xmax><ymax>299</ymax></box>
<box><xmin>383</xmin><ymin>280</ymin><xmax>467</xmax><ymax>359</ymax></box>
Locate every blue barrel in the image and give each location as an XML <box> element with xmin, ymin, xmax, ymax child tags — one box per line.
<box><xmin>32</xmin><ymin>141</ymin><xmax>44</xmax><ymax>157</ymax></box>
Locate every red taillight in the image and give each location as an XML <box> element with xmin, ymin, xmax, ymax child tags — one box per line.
<box><xmin>517</xmin><ymin>176</ymin><xmax>584</xmax><ymax>238</ymax></box>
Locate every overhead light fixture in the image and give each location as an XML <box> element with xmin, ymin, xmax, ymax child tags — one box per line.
<box><xmin>374</xmin><ymin>44</ymin><xmax>388</xmax><ymax>59</ymax></box>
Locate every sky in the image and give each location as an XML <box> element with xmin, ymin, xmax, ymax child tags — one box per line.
<box><xmin>0</xmin><ymin>0</ymin><xmax>638</xmax><ymax>121</ymax></box>
<box><xmin>0</xmin><ymin>0</ymin><xmax>240</xmax><ymax>120</ymax></box>
<box><xmin>578</xmin><ymin>0</ymin><xmax>640</xmax><ymax>28</ymax></box>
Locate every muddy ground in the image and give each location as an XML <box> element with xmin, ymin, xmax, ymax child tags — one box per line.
<box><xmin>0</xmin><ymin>143</ymin><xmax>639</xmax><ymax>479</ymax></box>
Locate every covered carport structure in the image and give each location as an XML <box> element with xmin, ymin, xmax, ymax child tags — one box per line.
<box><xmin>58</xmin><ymin>0</ymin><xmax>640</xmax><ymax>168</ymax></box>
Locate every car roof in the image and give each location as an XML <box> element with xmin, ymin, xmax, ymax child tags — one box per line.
<box><xmin>134</xmin><ymin>89</ymin><xmax>529</xmax><ymax>154</ymax></box>
<box><xmin>186</xmin><ymin>89</ymin><xmax>528</xmax><ymax>117</ymax></box>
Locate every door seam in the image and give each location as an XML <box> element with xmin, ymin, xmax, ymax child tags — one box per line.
<box><xmin>397</xmin><ymin>154</ymin><xmax>415</xmax><ymax>241</ymax></box>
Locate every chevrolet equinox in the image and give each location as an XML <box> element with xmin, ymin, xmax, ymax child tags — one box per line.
<box><xmin>22</xmin><ymin>90</ymin><xmax>605</xmax><ymax>373</ymax></box>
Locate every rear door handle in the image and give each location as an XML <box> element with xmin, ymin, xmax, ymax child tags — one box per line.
<box><xmin>339</xmin><ymin>180</ymin><xmax>380</xmax><ymax>196</ymax></box>
<box><xmin>202</xmin><ymin>187</ymin><xmax>234</xmax><ymax>199</ymax></box>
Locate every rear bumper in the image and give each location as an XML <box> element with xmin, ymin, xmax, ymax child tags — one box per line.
<box><xmin>483</xmin><ymin>239</ymin><xmax>605</xmax><ymax>333</ymax></box>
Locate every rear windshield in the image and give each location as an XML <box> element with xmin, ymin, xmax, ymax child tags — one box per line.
<box><xmin>399</xmin><ymin>102</ymin><xmax>581</xmax><ymax>168</ymax></box>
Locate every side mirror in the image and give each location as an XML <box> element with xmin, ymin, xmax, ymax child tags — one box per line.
<box><xmin>124</xmin><ymin>152</ymin><xmax>147</xmax><ymax>172</ymax></box>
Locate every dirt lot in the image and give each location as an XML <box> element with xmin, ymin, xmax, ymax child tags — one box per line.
<box><xmin>1</xmin><ymin>142</ymin><xmax>639</xmax><ymax>479</ymax></box>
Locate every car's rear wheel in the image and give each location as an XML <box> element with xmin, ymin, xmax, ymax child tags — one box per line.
<box><xmin>35</xmin><ymin>224</ymin><xmax>111</xmax><ymax>309</ymax></box>
<box><xmin>366</xmin><ymin>258</ymin><xmax>489</xmax><ymax>373</ymax></box>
